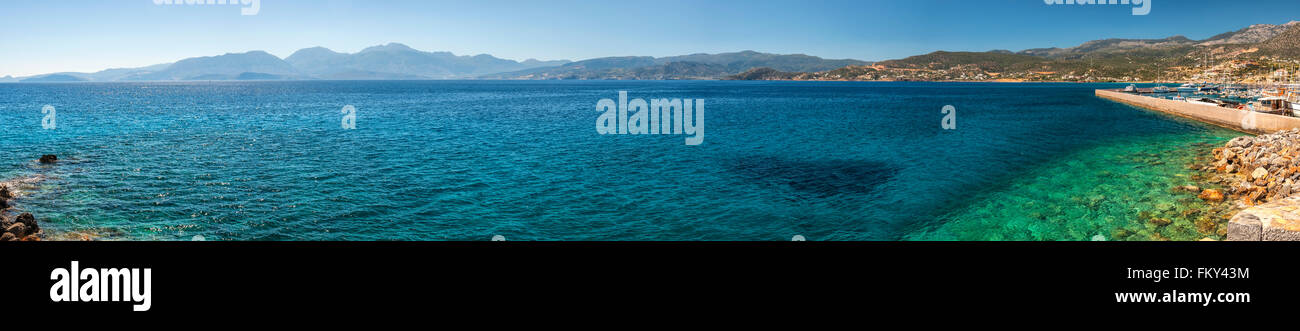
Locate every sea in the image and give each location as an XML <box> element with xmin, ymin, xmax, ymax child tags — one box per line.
<box><xmin>0</xmin><ymin>81</ymin><xmax>1243</xmax><ymax>240</ymax></box>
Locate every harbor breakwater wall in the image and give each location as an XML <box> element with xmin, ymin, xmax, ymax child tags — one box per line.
<box><xmin>1095</xmin><ymin>89</ymin><xmax>1300</xmax><ymax>134</ymax></box>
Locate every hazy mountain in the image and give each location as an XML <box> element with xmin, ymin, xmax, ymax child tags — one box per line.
<box><xmin>123</xmin><ymin>51</ymin><xmax>303</xmax><ymax>81</ymax></box>
<box><xmin>1200</xmin><ymin>21</ymin><xmax>1300</xmax><ymax>46</ymax></box>
<box><xmin>85</xmin><ymin>63</ymin><xmax>174</xmax><ymax>81</ymax></box>
<box><xmin>658</xmin><ymin>51</ymin><xmax>868</xmax><ymax>72</ymax></box>
<box><xmin>285</xmin><ymin>43</ymin><xmax>570</xmax><ymax>79</ymax></box>
<box><xmin>20</xmin><ymin>74</ymin><xmax>87</xmax><ymax>82</ymax></box>
<box><xmin>521</xmin><ymin>58</ymin><xmax>571</xmax><ymax>67</ymax></box>
<box><xmin>483</xmin><ymin>56</ymin><xmax>657</xmax><ymax>79</ymax></box>
<box><xmin>504</xmin><ymin>61</ymin><xmax>730</xmax><ymax>80</ymax></box>
<box><xmin>9</xmin><ymin>43</ymin><xmax>569</xmax><ymax>82</ymax></box>
<box><xmin>8</xmin><ymin>63</ymin><xmax>171</xmax><ymax>82</ymax></box>
<box><xmin>485</xmin><ymin>51</ymin><xmax>870</xmax><ymax>80</ymax></box>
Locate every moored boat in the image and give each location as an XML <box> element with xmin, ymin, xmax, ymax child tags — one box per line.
<box><xmin>1256</xmin><ymin>96</ymin><xmax>1290</xmax><ymax>115</ymax></box>
<box><xmin>1186</xmin><ymin>97</ymin><xmax>1219</xmax><ymax>106</ymax></box>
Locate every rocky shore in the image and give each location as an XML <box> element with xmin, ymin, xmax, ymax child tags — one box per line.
<box><xmin>0</xmin><ymin>155</ymin><xmax>57</xmax><ymax>241</ymax></box>
<box><xmin>1</xmin><ymin>183</ymin><xmax>42</xmax><ymax>241</ymax></box>
<box><xmin>1201</xmin><ymin>129</ymin><xmax>1300</xmax><ymax>240</ymax></box>
<box><xmin>1205</xmin><ymin>130</ymin><xmax>1300</xmax><ymax>207</ymax></box>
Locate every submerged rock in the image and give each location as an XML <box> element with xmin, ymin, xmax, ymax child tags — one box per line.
<box><xmin>38</xmin><ymin>155</ymin><xmax>57</xmax><ymax>164</ymax></box>
<box><xmin>1199</xmin><ymin>189</ymin><xmax>1225</xmax><ymax>203</ymax></box>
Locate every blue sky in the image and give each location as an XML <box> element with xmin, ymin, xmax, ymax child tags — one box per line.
<box><xmin>1</xmin><ymin>0</ymin><xmax>1298</xmax><ymax>77</ymax></box>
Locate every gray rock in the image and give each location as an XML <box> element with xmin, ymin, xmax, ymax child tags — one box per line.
<box><xmin>1227</xmin><ymin>196</ymin><xmax>1300</xmax><ymax>241</ymax></box>
<box><xmin>1229</xmin><ymin>136</ymin><xmax>1253</xmax><ymax>148</ymax></box>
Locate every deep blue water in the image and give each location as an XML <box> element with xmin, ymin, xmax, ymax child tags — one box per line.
<box><xmin>0</xmin><ymin>81</ymin><xmax>1239</xmax><ymax>240</ymax></box>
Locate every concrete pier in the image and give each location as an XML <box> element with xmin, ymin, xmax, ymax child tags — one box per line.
<box><xmin>1100</xmin><ymin>89</ymin><xmax>1300</xmax><ymax>241</ymax></box>
<box><xmin>1095</xmin><ymin>89</ymin><xmax>1300</xmax><ymax>134</ymax></box>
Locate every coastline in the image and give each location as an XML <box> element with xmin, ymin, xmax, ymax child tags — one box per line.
<box><xmin>0</xmin><ymin>160</ymin><xmax>50</xmax><ymax>241</ymax></box>
<box><xmin>1094</xmin><ymin>88</ymin><xmax>1300</xmax><ymax>240</ymax></box>
<box><xmin>0</xmin><ymin>78</ymin><xmax>1180</xmax><ymax>83</ymax></box>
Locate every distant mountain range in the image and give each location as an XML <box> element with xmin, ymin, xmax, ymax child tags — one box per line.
<box><xmin>480</xmin><ymin>51</ymin><xmax>871</xmax><ymax>80</ymax></box>
<box><xmin>728</xmin><ymin>20</ymin><xmax>1300</xmax><ymax>83</ymax></box>
<box><xmin>6</xmin><ymin>20</ymin><xmax>1299</xmax><ymax>83</ymax></box>
<box><xmin>2</xmin><ymin>44</ymin><xmax>866</xmax><ymax>82</ymax></box>
<box><xmin>284</xmin><ymin>43</ymin><xmax>570</xmax><ymax>79</ymax></box>
<box><xmin>5</xmin><ymin>43</ymin><xmax>574</xmax><ymax>82</ymax></box>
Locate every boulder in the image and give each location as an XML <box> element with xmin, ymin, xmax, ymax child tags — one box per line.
<box><xmin>1227</xmin><ymin>196</ymin><xmax>1300</xmax><ymax>241</ymax></box>
<box><xmin>15</xmin><ymin>213</ymin><xmax>37</xmax><ymax>234</ymax></box>
<box><xmin>1228</xmin><ymin>136</ymin><xmax>1253</xmax><ymax>148</ymax></box>
<box><xmin>38</xmin><ymin>154</ymin><xmax>57</xmax><ymax>164</ymax></box>
<box><xmin>0</xmin><ymin>185</ymin><xmax>11</xmax><ymax>200</ymax></box>
<box><xmin>1252</xmin><ymin>167</ymin><xmax>1269</xmax><ymax>180</ymax></box>
<box><xmin>0</xmin><ymin>232</ymin><xmax>14</xmax><ymax>241</ymax></box>
<box><xmin>1199</xmin><ymin>189</ymin><xmax>1225</xmax><ymax>203</ymax></box>
<box><xmin>5</xmin><ymin>222</ymin><xmax>27</xmax><ymax>237</ymax></box>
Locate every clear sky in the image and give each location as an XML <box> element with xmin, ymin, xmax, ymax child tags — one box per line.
<box><xmin>2</xmin><ymin>0</ymin><xmax>1298</xmax><ymax>77</ymax></box>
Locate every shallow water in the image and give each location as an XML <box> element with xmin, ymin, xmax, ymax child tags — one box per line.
<box><xmin>0</xmin><ymin>81</ymin><xmax>1243</xmax><ymax>240</ymax></box>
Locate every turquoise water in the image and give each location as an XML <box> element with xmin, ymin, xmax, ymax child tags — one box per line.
<box><xmin>0</xmin><ymin>81</ymin><xmax>1242</xmax><ymax>240</ymax></box>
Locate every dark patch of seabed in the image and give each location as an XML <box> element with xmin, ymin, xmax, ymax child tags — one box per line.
<box><xmin>727</xmin><ymin>156</ymin><xmax>898</xmax><ymax>198</ymax></box>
